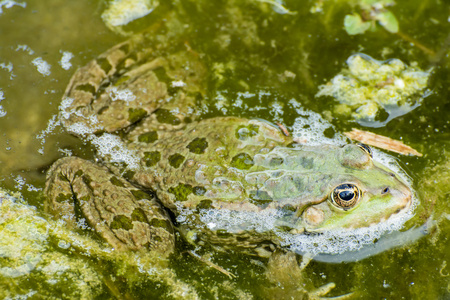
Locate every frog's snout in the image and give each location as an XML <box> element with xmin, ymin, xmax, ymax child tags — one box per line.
<box><xmin>387</xmin><ymin>184</ymin><xmax>412</xmax><ymax>213</ymax></box>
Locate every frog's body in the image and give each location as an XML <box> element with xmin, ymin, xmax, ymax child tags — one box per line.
<box><xmin>45</xmin><ymin>25</ymin><xmax>411</xmax><ymax>265</ymax></box>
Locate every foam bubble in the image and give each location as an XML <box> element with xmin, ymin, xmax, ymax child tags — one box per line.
<box><xmin>108</xmin><ymin>86</ymin><xmax>136</xmax><ymax>103</ymax></box>
<box><xmin>59</xmin><ymin>51</ymin><xmax>73</xmax><ymax>70</ymax></box>
<box><xmin>291</xmin><ymin>107</ymin><xmax>345</xmax><ymax>146</ymax></box>
<box><xmin>0</xmin><ymin>61</ymin><xmax>15</xmax><ymax>79</ymax></box>
<box><xmin>31</xmin><ymin>57</ymin><xmax>51</xmax><ymax>77</ymax></box>
<box><xmin>15</xmin><ymin>44</ymin><xmax>34</xmax><ymax>55</ymax></box>
<box><xmin>0</xmin><ymin>89</ymin><xmax>6</xmax><ymax>117</ymax></box>
<box><xmin>89</xmin><ymin>133</ymin><xmax>140</xmax><ymax>169</ymax></box>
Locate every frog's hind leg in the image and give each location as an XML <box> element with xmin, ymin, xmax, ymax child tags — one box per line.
<box><xmin>44</xmin><ymin>157</ymin><xmax>175</xmax><ymax>256</ymax></box>
<box><xmin>61</xmin><ymin>29</ymin><xmax>207</xmax><ymax>137</ymax></box>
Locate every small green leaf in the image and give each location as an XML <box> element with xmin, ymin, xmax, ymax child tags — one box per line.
<box><xmin>376</xmin><ymin>11</ymin><xmax>399</xmax><ymax>33</ymax></box>
<box><xmin>344</xmin><ymin>14</ymin><xmax>371</xmax><ymax>35</ymax></box>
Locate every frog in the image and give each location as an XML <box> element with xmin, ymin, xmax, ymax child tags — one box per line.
<box><xmin>44</xmin><ymin>20</ymin><xmax>412</xmax><ymax>298</ymax></box>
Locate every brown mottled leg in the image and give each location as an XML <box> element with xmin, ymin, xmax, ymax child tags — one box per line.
<box><xmin>45</xmin><ymin>157</ymin><xmax>175</xmax><ymax>256</ymax></box>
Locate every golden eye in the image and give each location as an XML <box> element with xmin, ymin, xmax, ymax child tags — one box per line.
<box><xmin>331</xmin><ymin>183</ymin><xmax>361</xmax><ymax>210</ymax></box>
<box><xmin>357</xmin><ymin>143</ymin><xmax>373</xmax><ymax>158</ymax></box>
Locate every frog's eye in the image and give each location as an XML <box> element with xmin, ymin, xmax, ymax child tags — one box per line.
<box><xmin>331</xmin><ymin>183</ymin><xmax>361</xmax><ymax>210</ymax></box>
<box><xmin>357</xmin><ymin>143</ymin><xmax>373</xmax><ymax>158</ymax></box>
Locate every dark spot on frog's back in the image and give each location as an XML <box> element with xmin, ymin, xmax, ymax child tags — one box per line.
<box><xmin>128</xmin><ymin>108</ymin><xmax>147</xmax><ymax>124</ymax></box>
<box><xmin>187</xmin><ymin>138</ymin><xmax>208</xmax><ymax>154</ymax></box>
<box><xmin>269</xmin><ymin>157</ymin><xmax>284</xmax><ymax>167</ymax></box>
<box><xmin>230</xmin><ymin>153</ymin><xmax>254</xmax><ymax>170</ymax></box>
<box><xmin>131</xmin><ymin>208</ymin><xmax>148</xmax><ymax>223</ymax></box>
<box><xmin>81</xmin><ymin>174</ymin><xmax>93</xmax><ymax>186</ymax></box>
<box><xmin>123</xmin><ymin>170</ymin><xmax>136</xmax><ymax>181</ymax></box>
<box><xmin>110</xmin><ymin>215</ymin><xmax>134</xmax><ymax>230</ymax></box>
<box><xmin>110</xmin><ymin>176</ymin><xmax>125</xmax><ymax>187</ymax></box>
<box><xmin>143</xmin><ymin>151</ymin><xmax>161</xmax><ymax>167</ymax></box>
<box><xmin>150</xmin><ymin>218</ymin><xmax>173</xmax><ymax>233</ymax></box>
<box><xmin>138</xmin><ymin>131</ymin><xmax>158</xmax><ymax>143</ymax></box>
<box><xmin>293</xmin><ymin>177</ymin><xmax>304</xmax><ymax>191</ymax></box>
<box><xmin>55</xmin><ymin>193</ymin><xmax>72</xmax><ymax>203</ymax></box>
<box><xmin>168</xmin><ymin>183</ymin><xmax>194</xmax><ymax>201</ymax></box>
<box><xmin>196</xmin><ymin>199</ymin><xmax>212</xmax><ymax>210</ymax></box>
<box><xmin>155</xmin><ymin>109</ymin><xmax>181</xmax><ymax>125</ymax></box>
<box><xmin>168</xmin><ymin>153</ymin><xmax>185</xmax><ymax>168</ymax></box>
<box><xmin>130</xmin><ymin>189</ymin><xmax>151</xmax><ymax>200</ymax></box>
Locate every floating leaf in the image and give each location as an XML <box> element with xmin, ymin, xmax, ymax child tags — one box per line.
<box><xmin>376</xmin><ymin>10</ymin><xmax>399</xmax><ymax>33</ymax></box>
<box><xmin>344</xmin><ymin>14</ymin><xmax>371</xmax><ymax>35</ymax></box>
<box><xmin>344</xmin><ymin>128</ymin><xmax>422</xmax><ymax>156</ymax></box>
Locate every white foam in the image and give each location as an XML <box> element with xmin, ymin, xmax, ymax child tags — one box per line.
<box><xmin>0</xmin><ymin>89</ymin><xmax>6</xmax><ymax>117</ymax></box>
<box><xmin>171</xmin><ymin>80</ymin><xmax>186</xmax><ymax>87</ymax></box>
<box><xmin>14</xmin><ymin>175</ymin><xmax>25</xmax><ymax>190</ymax></box>
<box><xmin>59</xmin><ymin>51</ymin><xmax>73</xmax><ymax>70</ymax></box>
<box><xmin>89</xmin><ymin>133</ymin><xmax>140</xmax><ymax>169</ymax></box>
<box><xmin>270</xmin><ymin>101</ymin><xmax>283</xmax><ymax>121</ymax></box>
<box><xmin>31</xmin><ymin>57</ymin><xmax>51</xmax><ymax>77</ymax></box>
<box><xmin>0</xmin><ymin>0</ymin><xmax>26</xmax><ymax>14</ymax></box>
<box><xmin>15</xmin><ymin>44</ymin><xmax>34</xmax><ymax>55</ymax></box>
<box><xmin>108</xmin><ymin>86</ymin><xmax>136</xmax><ymax>103</ymax></box>
<box><xmin>291</xmin><ymin>106</ymin><xmax>345</xmax><ymax>146</ymax></box>
<box><xmin>0</xmin><ymin>61</ymin><xmax>15</xmax><ymax>80</ymax></box>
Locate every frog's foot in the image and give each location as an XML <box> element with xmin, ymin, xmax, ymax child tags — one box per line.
<box><xmin>44</xmin><ymin>157</ymin><xmax>175</xmax><ymax>255</ymax></box>
<box><xmin>264</xmin><ymin>251</ymin><xmax>354</xmax><ymax>299</ymax></box>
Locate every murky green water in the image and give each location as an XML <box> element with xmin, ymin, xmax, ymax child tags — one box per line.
<box><xmin>0</xmin><ymin>0</ymin><xmax>449</xmax><ymax>298</ymax></box>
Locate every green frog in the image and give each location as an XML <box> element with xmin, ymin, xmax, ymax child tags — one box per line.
<box><xmin>44</xmin><ymin>21</ymin><xmax>412</xmax><ymax>297</ymax></box>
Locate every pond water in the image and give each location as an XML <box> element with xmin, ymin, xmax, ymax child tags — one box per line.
<box><xmin>0</xmin><ymin>0</ymin><xmax>449</xmax><ymax>298</ymax></box>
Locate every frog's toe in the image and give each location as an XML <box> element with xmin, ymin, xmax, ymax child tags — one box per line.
<box><xmin>308</xmin><ymin>282</ymin><xmax>354</xmax><ymax>300</ymax></box>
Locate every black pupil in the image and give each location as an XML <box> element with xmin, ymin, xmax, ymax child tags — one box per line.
<box><xmin>339</xmin><ymin>190</ymin><xmax>354</xmax><ymax>201</ymax></box>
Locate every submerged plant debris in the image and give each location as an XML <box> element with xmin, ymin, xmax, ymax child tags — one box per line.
<box><xmin>316</xmin><ymin>53</ymin><xmax>431</xmax><ymax>127</ymax></box>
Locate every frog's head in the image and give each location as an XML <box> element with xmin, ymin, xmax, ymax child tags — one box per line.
<box><xmin>295</xmin><ymin>144</ymin><xmax>412</xmax><ymax>232</ymax></box>
<box><xmin>250</xmin><ymin>143</ymin><xmax>412</xmax><ymax>233</ymax></box>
